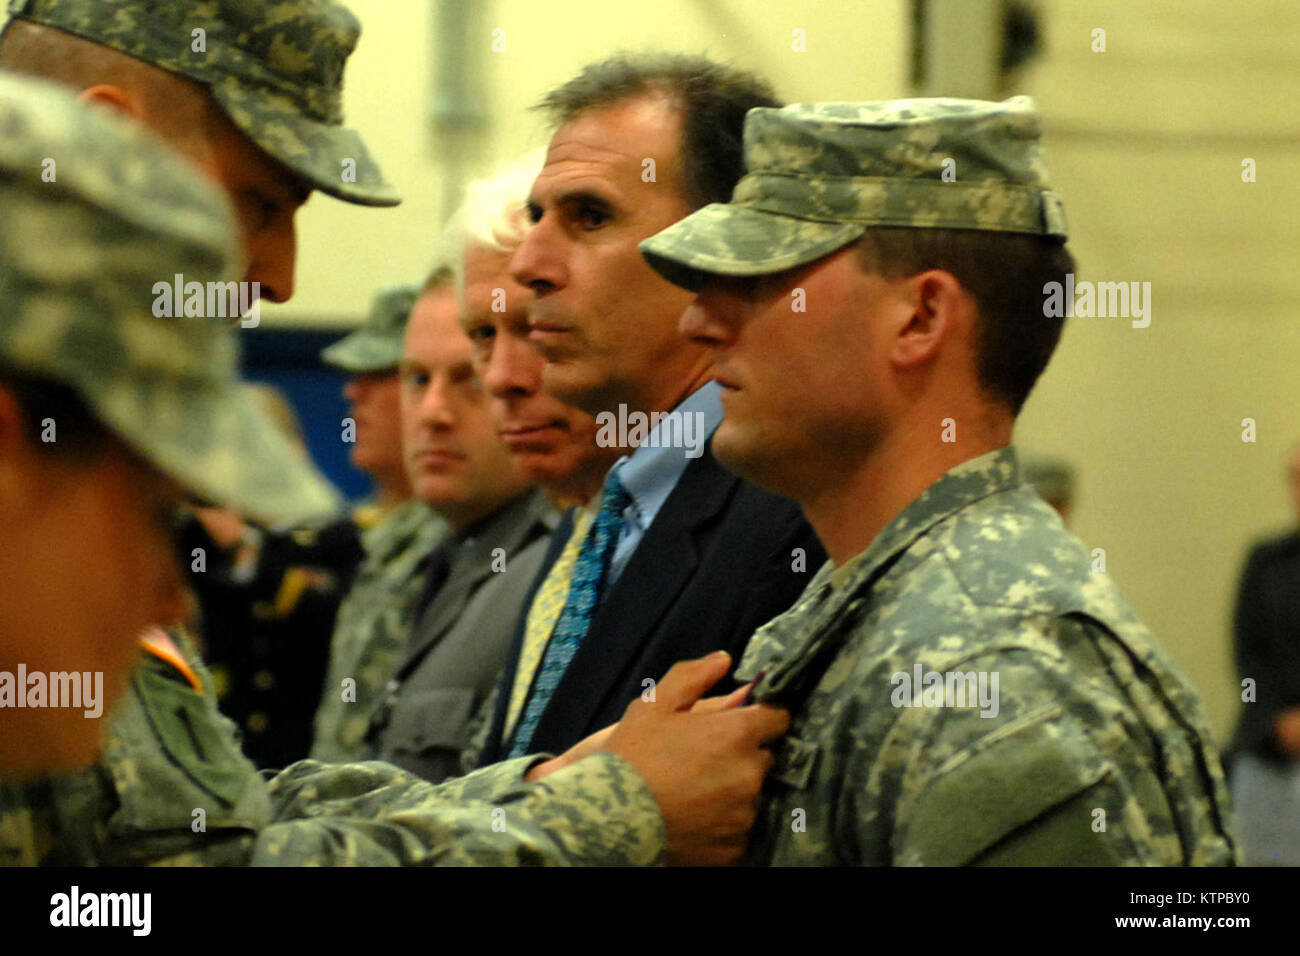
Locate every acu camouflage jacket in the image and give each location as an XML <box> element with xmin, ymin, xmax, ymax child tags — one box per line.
<box><xmin>740</xmin><ymin>446</ymin><xmax>1238</xmax><ymax>866</ymax></box>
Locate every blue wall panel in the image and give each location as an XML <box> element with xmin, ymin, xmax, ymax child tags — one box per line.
<box><xmin>238</xmin><ymin>327</ymin><xmax>374</xmax><ymax>505</ymax></box>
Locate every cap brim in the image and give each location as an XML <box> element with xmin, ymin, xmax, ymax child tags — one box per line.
<box><xmin>640</xmin><ymin>203</ymin><xmax>867</xmax><ymax>291</ymax></box>
<box><xmin>320</xmin><ymin>330</ymin><xmax>403</xmax><ymax>373</ymax></box>
<box><xmin>211</xmin><ymin>79</ymin><xmax>401</xmax><ymax>208</ymax></box>
<box><xmin>84</xmin><ymin>373</ymin><xmax>339</xmax><ymax>527</ymax></box>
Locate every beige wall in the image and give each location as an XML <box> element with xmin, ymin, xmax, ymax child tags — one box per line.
<box><xmin>263</xmin><ymin>0</ymin><xmax>910</xmax><ymax>324</ymax></box>
<box><xmin>1013</xmin><ymin>0</ymin><xmax>1300</xmax><ymax>741</ymax></box>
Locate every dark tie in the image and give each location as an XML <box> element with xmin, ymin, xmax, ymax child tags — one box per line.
<box><xmin>508</xmin><ymin>464</ymin><xmax>631</xmax><ymax>757</ymax></box>
<box><xmin>411</xmin><ymin>540</ymin><xmax>453</xmax><ymax>626</ymax></box>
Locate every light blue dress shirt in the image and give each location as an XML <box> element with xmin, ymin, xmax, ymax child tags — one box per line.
<box><xmin>605</xmin><ymin>380</ymin><xmax>725</xmax><ymax>588</ymax></box>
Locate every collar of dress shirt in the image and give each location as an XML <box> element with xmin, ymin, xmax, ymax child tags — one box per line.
<box><xmin>613</xmin><ymin>380</ymin><xmax>725</xmax><ymax>536</ymax></box>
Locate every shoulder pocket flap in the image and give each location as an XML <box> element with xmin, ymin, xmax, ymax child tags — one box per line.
<box><xmin>113</xmin><ymin>667</ymin><xmax>260</xmax><ymax>824</ymax></box>
<box><xmin>898</xmin><ymin>710</ymin><xmax>1108</xmax><ymax>865</ymax></box>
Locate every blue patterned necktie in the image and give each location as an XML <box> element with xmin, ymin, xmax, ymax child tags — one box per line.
<box><xmin>508</xmin><ymin>464</ymin><xmax>632</xmax><ymax>757</ymax></box>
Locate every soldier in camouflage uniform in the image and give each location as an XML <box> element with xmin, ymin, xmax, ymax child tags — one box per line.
<box><xmin>322</xmin><ymin>283</ymin><xmax>424</xmax><ymax>518</ymax></box>
<box><xmin>0</xmin><ymin>0</ymin><xmax>401</xmax><ymax>859</ymax></box>
<box><xmin>0</xmin><ymin>70</ymin><xmax>334</xmax><ymax>779</ymax></box>
<box><xmin>641</xmin><ymin>98</ymin><xmax>1239</xmax><ymax>865</ymax></box>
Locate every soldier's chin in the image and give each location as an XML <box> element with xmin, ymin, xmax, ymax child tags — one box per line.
<box><xmin>712</xmin><ymin>421</ymin><xmax>789</xmax><ymax>495</ymax></box>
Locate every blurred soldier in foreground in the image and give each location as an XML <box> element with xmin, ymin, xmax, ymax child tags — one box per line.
<box><xmin>1</xmin><ymin>0</ymin><xmax>399</xmax><ymax>767</ymax></box>
<box><xmin>1227</xmin><ymin>442</ymin><xmax>1300</xmax><ymax>864</ymax></box>
<box><xmin>0</xmin><ymin>3</ymin><xmax>789</xmax><ymax>867</ymax></box>
<box><xmin>642</xmin><ymin>97</ymin><xmax>1238</xmax><ymax>865</ymax></box>
<box><xmin>0</xmin><ymin>72</ymin><xmax>335</xmax><ymax>778</ymax></box>
<box><xmin>0</xmin><ymin>0</ymin><xmax>400</xmax><ymax>859</ymax></box>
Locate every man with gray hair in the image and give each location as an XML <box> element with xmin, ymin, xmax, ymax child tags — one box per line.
<box><xmin>363</xmin><ymin>153</ymin><xmax>620</xmax><ymax>784</ymax></box>
<box><xmin>642</xmin><ymin>97</ymin><xmax>1236</xmax><ymax>865</ymax></box>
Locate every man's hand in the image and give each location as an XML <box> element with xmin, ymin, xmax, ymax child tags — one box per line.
<box><xmin>528</xmin><ymin>677</ymin><xmax>756</xmax><ymax>776</ymax></box>
<box><xmin>604</xmin><ymin>651</ymin><xmax>787</xmax><ymax>865</ymax></box>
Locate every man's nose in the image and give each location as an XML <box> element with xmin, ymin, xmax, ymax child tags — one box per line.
<box><xmin>417</xmin><ymin>378</ymin><xmax>458</xmax><ymax>428</ymax></box>
<box><xmin>680</xmin><ymin>292</ymin><xmax>737</xmax><ymax>349</ymax></box>
<box><xmin>245</xmin><ymin>218</ymin><xmax>297</xmax><ymax>304</ymax></box>
<box><xmin>482</xmin><ymin>329</ymin><xmax>542</xmax><ymax>399</ymax></box>
<box><xmin>509</xmin><ymin>218</ymin><xmax>564</xmax><ymax>294</ymax></box>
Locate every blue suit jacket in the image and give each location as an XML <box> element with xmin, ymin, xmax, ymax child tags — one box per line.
<box><xmin>477</xmin><ymin>444</ymin><xmax>826</xmax><ymax>764</ymax></box>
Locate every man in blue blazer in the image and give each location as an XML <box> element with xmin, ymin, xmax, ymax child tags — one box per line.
<box><xmin>475</xmin><ymin>54</ymin><xmax>825</xmax><ymax>764</ymax></box>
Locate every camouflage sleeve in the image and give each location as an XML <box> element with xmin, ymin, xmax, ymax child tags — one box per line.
<box><xmin>251</xmin><ymin>753</ymin><xmax>665</xmax><ymax>866</ymax></box>
<box><xmin>877</xmin><ymin>617</ymin><xmax>1237</xmax><ymax>866</ymax></box>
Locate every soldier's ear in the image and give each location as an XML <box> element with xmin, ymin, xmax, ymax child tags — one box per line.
<box><xmin>889</xmin><ymin>269</ymin><xmax>962</xmax><ymax>370</ymax></box>
<box><xmin>78</xmin><ymin>84</ymin><xmax>146</xmax><ymax>121</ymax></box>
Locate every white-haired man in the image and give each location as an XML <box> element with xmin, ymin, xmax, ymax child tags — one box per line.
<box><xmin>361</xmin><ymin>157</ymin><xmax>584</xmax><ymax>784</ymax></box>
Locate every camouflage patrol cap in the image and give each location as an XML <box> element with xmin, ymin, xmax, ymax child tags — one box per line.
<box><xmin>640</xmin><ymin>96</ymin><xmax>1069</xmax><ymax>290</ymax></box>
<box><xmin>321</xmin><ymin>283</ymin><xmax>418</xmax><ymax>373</ymax></box>
<box><xmin>0</xmin><ymin>71</ymin><xmax>336</xmax><ymax>523</ymax></box>
<box><xmin>5</xmin><ymin>0</ymin><xmax>400</xmax><ymax>206</ymax></box>
<box><xmin>1023</xmin><ymin>457</ymin><xmax>1076</xmax><ymax>505</ymax></box>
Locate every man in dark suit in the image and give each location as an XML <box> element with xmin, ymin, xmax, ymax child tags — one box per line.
<box><xmin>1228</xmin><ymin>443</ymin><xmax>1300</xmax><ymax>863</ymax></box>
<box><xmin>363</xmin><ymin>261</ymin><xmax>545</xmax><ymax>782</ymax></box>
<box><xmin>476</xmin><ymin>54</ymin><xmax>825</xmax><ymax>764</ymax></box>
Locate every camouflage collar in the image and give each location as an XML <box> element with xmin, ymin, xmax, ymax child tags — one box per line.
<box><xmin>748</xmin><ymin>445</ymin><xmax>1021</xmax><ymax>704</ymax></box>
<box><xmin>833</xmin><ymin>445</ymin><xmax>1021</xmax><ymax>592</ymax></box>
<box><xmin>360</xmin><ymin>499</ymin><xmax>441</xmax><ymax>560</ymax></box>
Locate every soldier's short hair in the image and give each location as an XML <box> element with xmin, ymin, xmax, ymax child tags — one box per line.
<box><xmin>536</xmin><ymin>53</ymin><xmax>781</xmax><ymax>210</ymax></box>
<box><xmin>855</xmin><ymin>228</ymin><xmax>1076</xmax><ymax>416</ymax></box>
<box><xmin>0</xmin><ymin>20</ymin><xmax>220</xmax><ymax>147</ymax></box>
